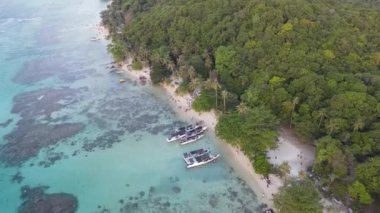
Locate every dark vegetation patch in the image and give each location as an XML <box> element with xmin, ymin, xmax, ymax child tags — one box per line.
<box><xmin>18</xmin><ymin>185</ymin><xmax>78</xmax><ymax>213</ymax></box>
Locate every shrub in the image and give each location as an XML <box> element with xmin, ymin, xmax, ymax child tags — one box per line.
<box><xmin>131</xmin><ymin>59</ymin><xmax>143</xmax><ymax>70</ymax></box>
<box><xmin>192</xmin><ymin>90</ymin><xmax>214</xmax><ymax>112</ymax></box>
<box><xmin>150</xmin><ymin>63</ymin><xmax>171</xmax><ymax>84</ymax></box>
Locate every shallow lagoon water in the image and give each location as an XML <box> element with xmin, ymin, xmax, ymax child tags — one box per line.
<box><xmin>0</xmin><ymin>0</ymin><xmax>261</xmax><ymax>212</ymax></box>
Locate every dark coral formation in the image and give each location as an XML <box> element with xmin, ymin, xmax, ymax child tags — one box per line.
<box><xmin>11</xmin><ymin>87</ymin><xmax>87</xmax><ymax>120</ymax></box>
<box><xmin>12</xmin><ymin>57</ymin><xmax>91</xmax><ymax>85</ymax></box>
<box><xmin>12</xmin><ymin>58</ymin><xmax>67</xmax><ymax>84</ymax></box>
<box><xmin>0</xmin><ymin>123</ymin><xmax>84</xmax><ymax>166</ymax></box>
<box><xmin>38</xmin><ymin>151</ymin><xmax>66</xmax><ymax>168</ymax></box>
<box><xmin>18</xmin><ymin>185</ymin><xmax>78</xmax><ymax>213</ymax></box>
<box><xmin>82</xmin><ymin>130</ymin><xmax>124</xmax><ymax>152</ymax></box>
<box><xmin>0</xmin><ymin>87</ymin><xmax>86</xmax><ymax>167</ymax></box>
<box><xmin>11</xmin><ymin>171</ymin><xmax>24</xmax><ymax>184</ymax></box>
<box><xmin>0</xmin><ymin>118</ymin><xmax>13</xmax><ymax>128</ymax></box>
<box><xmin>94</xmin><ymin>91</ymin><xmax>176</xmax><ymax>135</ymax></box>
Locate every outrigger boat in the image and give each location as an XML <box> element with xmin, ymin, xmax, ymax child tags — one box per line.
<box><xmin>166</xmin><ymin>122</ymin><xmax>207</xmax><ymax>142</ymax></box>
<box><xmin>180</xmin><ymin>134</ymin><xmax>204</xmax><ymax>145</ymax></box>
<box><xmin>183</xmin><ymin>151</ymin><xmax>220</xmax><ymax>169</ymax></box>
<box><xmin>183</xmin><ymin>148</ymin><xmax>210</xmax><ymax>160</ymax></box>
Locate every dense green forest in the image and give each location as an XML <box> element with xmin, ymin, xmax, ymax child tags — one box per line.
<box><xmin>102</xmin><ymin>0</ymin><xmax>380</xmax><ymax>209</ymax></box>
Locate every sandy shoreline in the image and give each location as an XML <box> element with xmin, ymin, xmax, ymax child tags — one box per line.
<box><xmin>118</xmin><ymin>61</ymin><xmax>279</xmax><ymax>207</ymax></box>
<box><xmin>116</xmin><ymin>58</ymin><xmax>318</xmax><ymax>210</ymax></box>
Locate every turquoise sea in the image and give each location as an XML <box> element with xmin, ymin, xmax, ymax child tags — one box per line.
<box><xmin>0</xmin><ymin>0</ymin><xmax>261</xmax><ymax>212</ymax></box>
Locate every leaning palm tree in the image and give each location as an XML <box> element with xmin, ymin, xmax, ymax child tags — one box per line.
<box><xmin>236</xmin><ymin>102</ymin><xmax>249</xmax><ymax>114</ymax></box>
<box><xmin>221</xmin><ymin>90</ymin><xmax>229</xmax><ymax>112</ymax></box>
<box><xmin>290</xmin><ymin>96</ymin><xmax>299</xmax><ymax>128</ymax></box>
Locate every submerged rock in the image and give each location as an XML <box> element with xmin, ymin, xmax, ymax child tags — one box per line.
<box><xmin>11</xmin><ymin>171</ymin><xmax>24</xmax><ymax>184</ymax></box>
<box><xmin>18</xmin><ymin>185</ymin><xmax>78</xmax><ymax>213</ymax></box>
<box><xmin>82</xmin><ymin>130</ymin><xmax>123</xmax><ymax>152</ymax></box>
<box><xmin>0</xmin><ymin>118</ymin><xmax>13</xmax><ymax>128</ymax></box>
<box><xmin>172</xmin><ymin>186</ymin><xmax>181</xmax><ymax>193</ymax></box>
<box><xmin>208</xmin><ymin>194</ymin><xmax>218</xmax><ymax>208</ymax></box>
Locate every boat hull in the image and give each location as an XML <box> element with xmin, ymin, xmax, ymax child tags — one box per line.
<box><xmin>186</xmin><ymin>154</ymin><xmax>219</xmax><ymax>169</ymax></box>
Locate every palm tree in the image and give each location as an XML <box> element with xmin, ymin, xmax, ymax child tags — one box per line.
<box><xmin>290</xmin><ymin>97</ymin><xmax>299</xmax><ymax>128</ymax></box>
<box><xmin>353</xmin><ymin>118</ymin><xmax>365</xmax><ymax>131</ymax></box>
<box><xmin>326</xmin><ymin>119</ymin><xmax>339</xmax><ymax>135</ymax></box>
<box><xmin>204</xmin><ymin>79</ymin><xmax>220</xmax><ymax>109</ymax></box>
<box><xmin>236</xmin><ymin>102</ymin><xmax>249</xmax><ymax>114</ymax></box>
<box><xmin>221</xmin><ymin>90</ymin><xmax>229</xmax><ymax>112</ymax></box>
<box><xmin>189</xmin><ymin>77</ymin><xmax>201</xmax><ymax>91</ymax></box>
<box><xmin>167</xmin><ymin>61</ymin><xmax>176</xmax><ymax>72</ymax></box>
<box><xmin>211</xmin><ymin>80</ymin><xmax>220</xmax><ymax>109</ymax></box>
<box><xmin>179</xmin><ymin>65</ymin><xmax>189</xmax><ymax>80</ymax></box>
<box><xmin>318</xmin><ymin>109</ymin><xmax>326</xmax><ymax>128</ymax></box>
<box><xmin>203</xmin><ymin>52</ymin><xmax>213</xmax><ymax>78</ymax></box>
<box><xmin>188</xmin><ymin>66</ymin><xmax>196</xmax><ymax>80</ymax></box>
<box><xmin>278</xmin><ymin>161</ymin><xmax>290</xmax><ymax>179</ymax></box>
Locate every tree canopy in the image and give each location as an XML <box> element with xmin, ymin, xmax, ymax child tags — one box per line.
<box><xmin>102</xmin><ymin>0</ymin><xmax>380</xmax><ymax>207</ymax></box>
<box><xmin>273</xmin><ymin>179</ymin><xmax>322</xmax><ymax>213</ymax></box>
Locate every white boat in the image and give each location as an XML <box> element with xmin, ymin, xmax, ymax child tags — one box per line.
<box><xmin>180</xmin><ymin>134</ymin><xmax>204</xmax><ymax>145</ymax></box>
<box><xmin>184</xmin><ymin>153</ymin><xmax>220</xmax><ymax>169</ymax></box>
<box><xmin>166</xmin><ymin>124</ymin><xmax>205</xmax><ymax>143</ymax></box>
<box><xmin>183</xmin><ymin>148</ymin><xmax>210</xmax><ymax>160</ymax></box>
<box><xmin>186</xmin><ymin>125</ymin><xmax>208</xmax><ymax>136</ymax></box>
<box><xmin>166</xmin><ymin>129</ymin><xmax>186</xmax><ymax>142</ymax></box>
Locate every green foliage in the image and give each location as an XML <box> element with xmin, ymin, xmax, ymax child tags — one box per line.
<box><xmin>275</xmin><ymin>161</ymin><xmax>291</xmax><ymax>178</ymax></box>
<box><xmin>107</xmin><ymin>41</ymin><xmax>126</xmax><ymax>62</ymax></box>
<box><xmin>274</xmin><ymin>180</ymin><xmax>322</xmax><ymax>213</ymax></box>
<box><xmin>131</xmin><ymin>59</ymin><xmax>143</xmax><ymax>70</ymax></box>
<box><xmin>175</xmin><ymin>81</ymin><xmax>192</xmax><ymax>95</ymax></box>
<box><xmin>313</xmin><ymin>136</ymin><xmax>348</xmax><ymax>180</ymax></box>
<box><xmin>216</xmin><ymin>107</ymin><xmax>278</xmax><ymax>174</ymax></box>
<box><xmin>192</xmin><ymin>90</ymin><xmax>214</xmax><ymax>112</ymax></box>
<box><xmin>356</xmin><ymin>157</ymin><xmax>380</xmax><ymax>195</ymax></box>
<box><xmin>348</xmin><ymin>181</ymin><xmax>373</xmax><ymax>205</ymax></box>
<box><xmin>323</xmin><ymin>50</ymin><xmax>335</xmax><ymax>60</ymax></box>
<box><xmin>150</xmin><ymin>63</ymin><xmax>171</xmax><ymax>84</ymax></box>
<box><xmin>104</xmin><ymin>0</ymin><xmax>380</xmax><ymax>204</ymax></box>
<box><xmin>253</xmin><ymin>154</ymin><xmax>272</xmax><ymax>174</ymax></box>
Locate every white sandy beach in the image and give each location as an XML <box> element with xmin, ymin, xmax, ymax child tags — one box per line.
<box><xmin>89</xmin><ymin>23</ymin><xmax>109</xmax><ymax>40</ymax></box>
<box><xmin>118</xmin><ymin>60</ymin><xmax>316</xmax><ymax>209</ymax></box>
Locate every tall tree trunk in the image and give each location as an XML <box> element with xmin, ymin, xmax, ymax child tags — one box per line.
<box><xmin>215</xmin><ymin>88</ymin><xmax>218</xmax><ymax>109</ymax></box>
<box><xmin>223</xmin><ymin>96</ymin><xmax>226</xmax><ymax>112</ymax></box>
<box><xmin>318</xmin><ymin>115</ymin><xmax>324</xmax><ymax>128</ymax></box>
